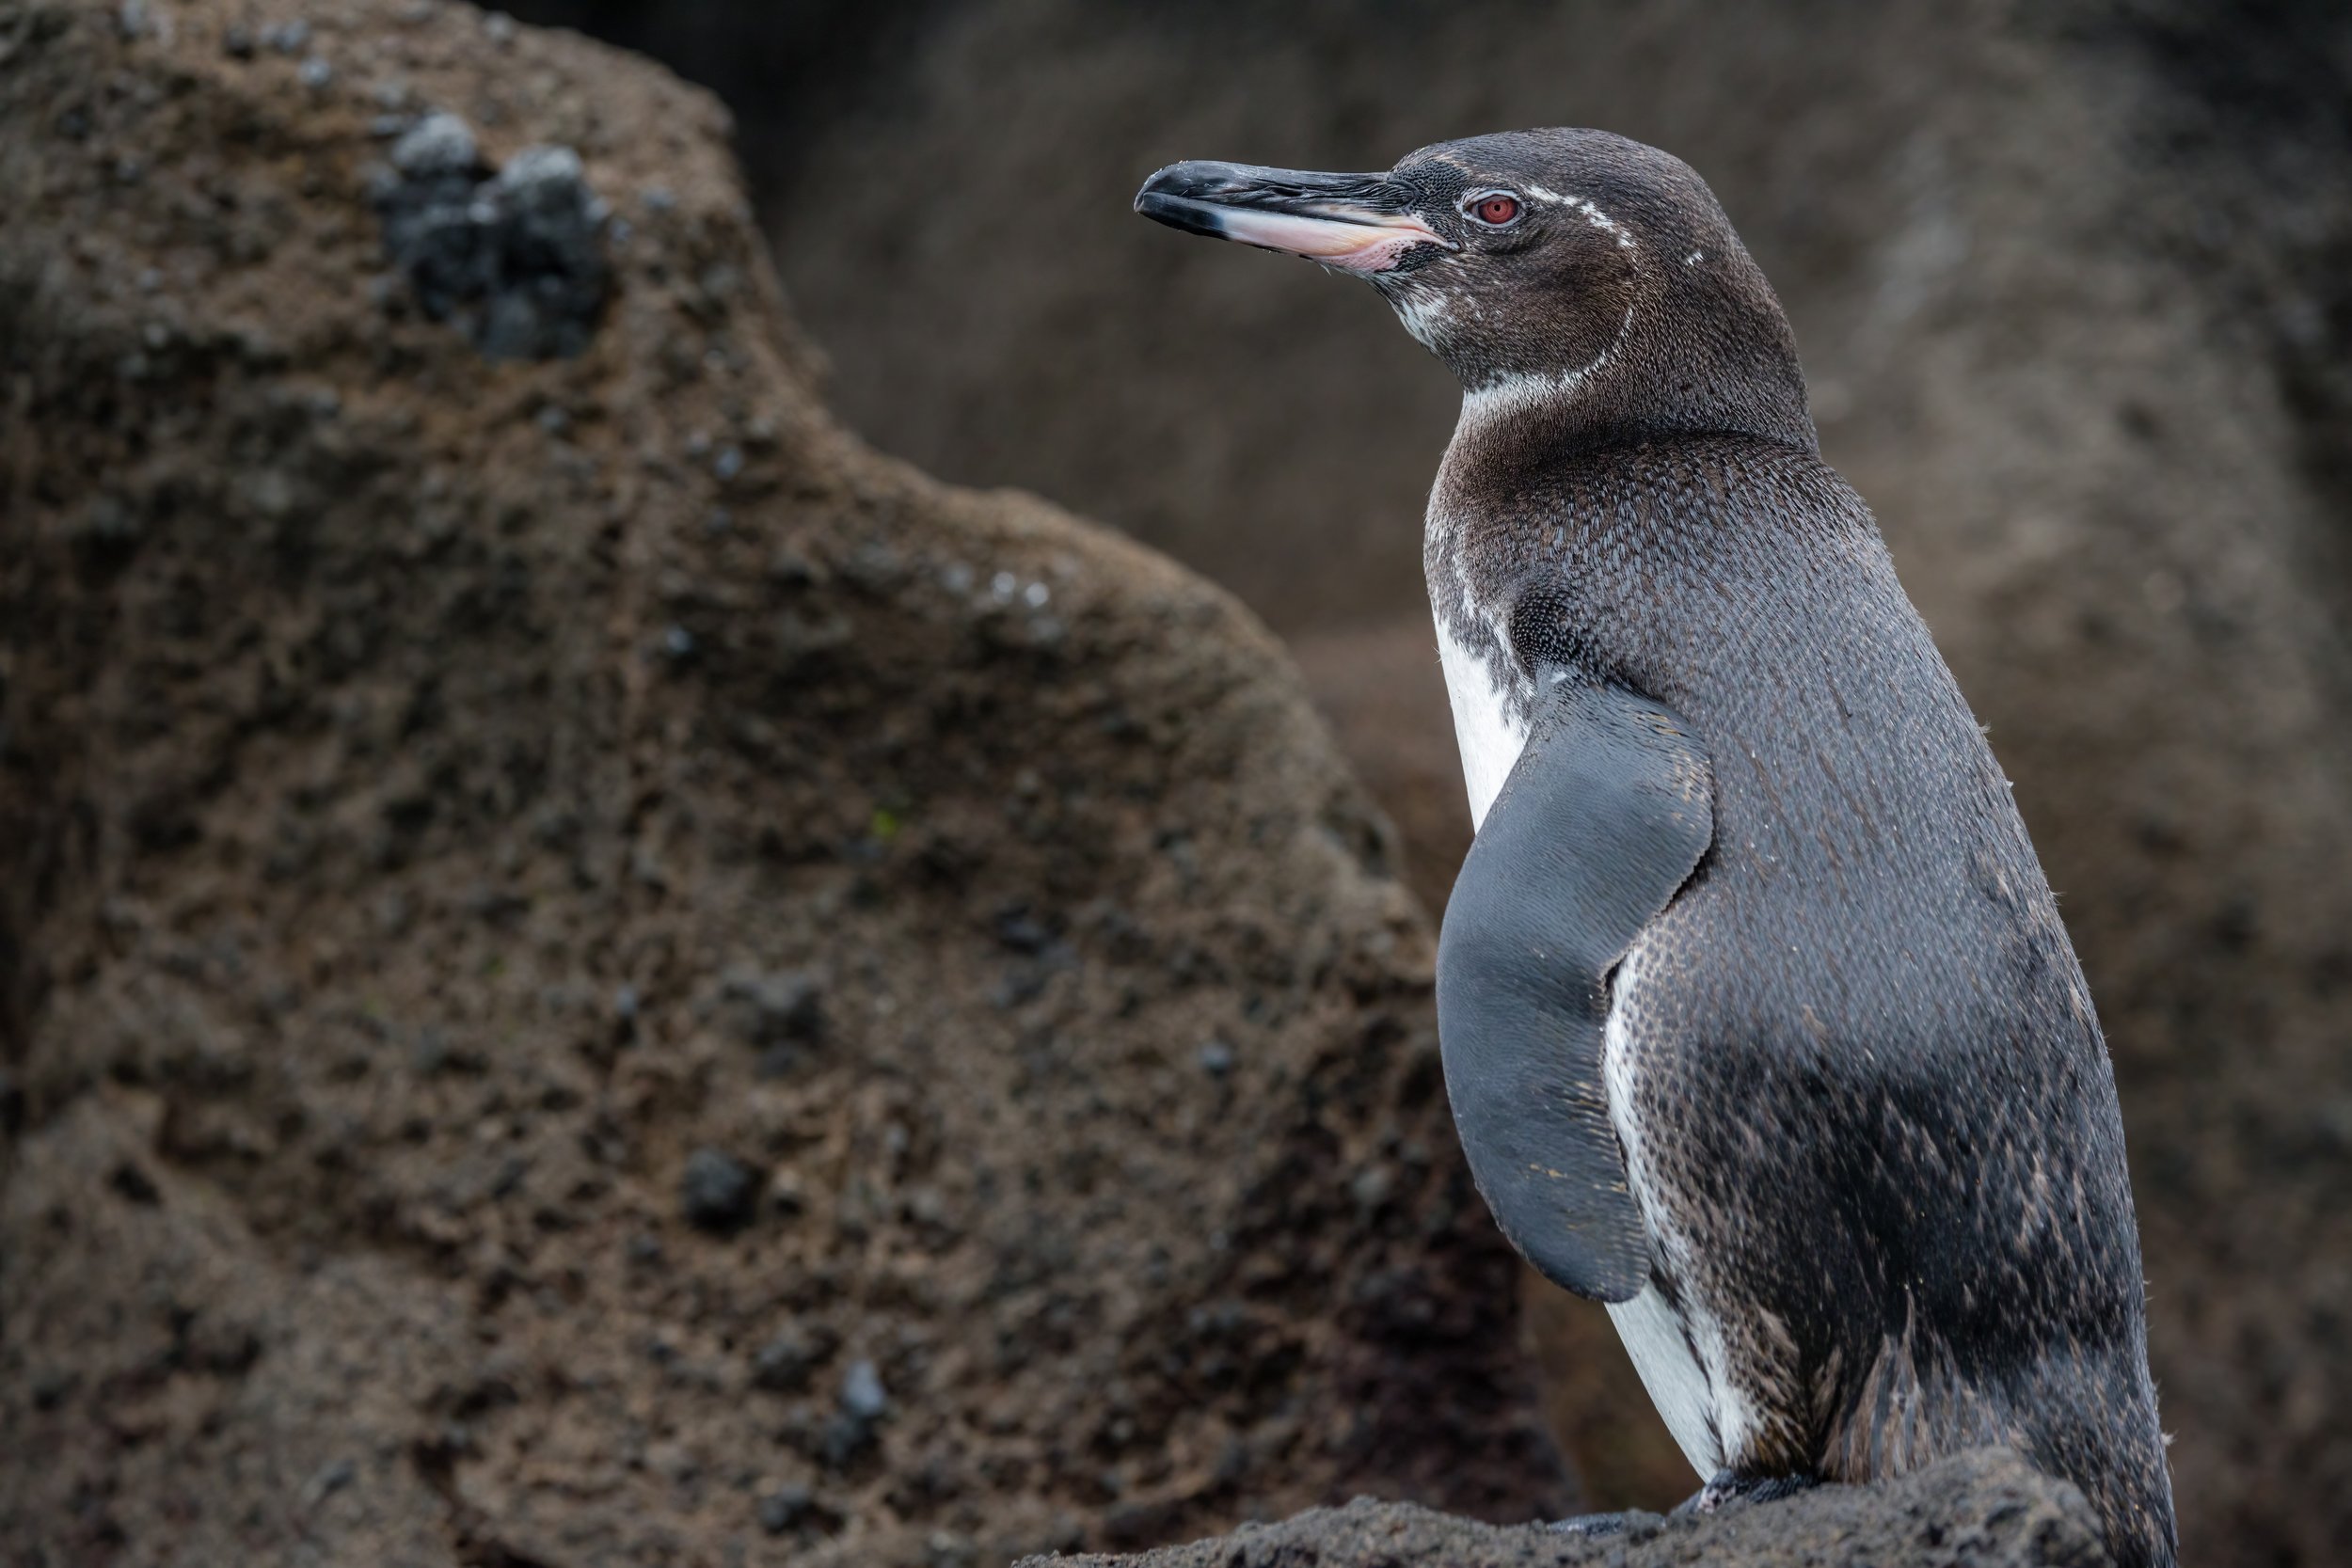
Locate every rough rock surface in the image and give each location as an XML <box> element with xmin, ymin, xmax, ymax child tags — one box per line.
<box><xmin>0</xmin><ymin>3</ymin><xmax>1571</xmax><ymax>1564</ymax></box>
<box><xmin>513</xmin><ymin>4</ymin><xmax>2352</xmax><ymax>1560</ymax></box>
<box><xmin>1025</xmin><ymin>1449</ymin><xmax>2113</xmax><ymax>1568</ymax></box>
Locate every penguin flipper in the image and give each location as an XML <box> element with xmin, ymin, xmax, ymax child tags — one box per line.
<box><xmin>1436</xmin><ymin>675</ymin><xmax>1713</xmax><ymax>1304</ymax></box>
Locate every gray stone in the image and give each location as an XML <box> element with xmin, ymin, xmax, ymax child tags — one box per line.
<box><xmin>389</xmin><ymin>112</ymin><xmax>479</xmax><ymax>178</ymax></box>
<box><xmin>838</xmin><ymin>1358</ymin><xmax>887</xmax><ymax>1420</ymax></box>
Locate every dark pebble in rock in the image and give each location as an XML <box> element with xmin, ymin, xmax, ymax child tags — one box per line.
<box><xmin>991</xmin><ymin>966</ymin><xmax>1049</xmax><ymax>1009</ymax></box>
<box><xmin>757</xmin><ymin>1483</ymin><xmax>814</xmax><ymax>1534</ymax></box>
<box><xmin>679</xmin><ymin>1148</ymin><xmax>760</xmax><ymax>1233</ymax></box>
<box><xmin>723</xmin><ymin>968</ymin><xmax>823</xmax><ymax>1046</ymax></box>
<box><xmin>374</xmin><ymin>127</ymin><xmax>609</xmax><ymax>361</ymax></box>
<box><xmin>818</xmin><ymin>1409</ymin><xmax>876</xmax><ymax>1468</ymax></box>
<box><xmin>301</xmin><ymin>1458</ymin><xmax>358</xmax><ymax>1508</ymax></box>
<box><xmin>1197</xmin><ymin>1039</ymin><xmax>1234</xmax><ymax>1076</ymax></box>
<box><xmin>993</xmin><ymin>904</ymin><xmax>1053</xmax><ymax>955</ymax></box>
<box><xmin>30</xmin><ymin>1370</ymin><xmax>74</xmax><ymax>1411</ymax></box>
<box><xmin>838</xmin><ymin>1358</ymin><xmax>887</xmax><ymax>1420</ymax></box>
<box><xmin>751</xmin><ymin>1332</ymin><xmax>821</xmax><ymax>1392</ymax></box>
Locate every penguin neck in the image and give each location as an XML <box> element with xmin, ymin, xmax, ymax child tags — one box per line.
<box><xmin>1435</xmin><ymin>361</ymin><xmax>1817</xmax><ymax>514</ymax></box>
<box><xmin>1433</xmin><ymin>379</ymin><xmax>1629</xmax><ymax>520</ymax></box>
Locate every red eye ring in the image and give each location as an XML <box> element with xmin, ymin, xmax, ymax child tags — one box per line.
<box><xmin>1470</xmin><ymin>193</ymin><xmax>1521</xmax><ymax>226</ymax></box>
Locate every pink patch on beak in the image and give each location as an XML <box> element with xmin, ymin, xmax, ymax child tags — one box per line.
<box><xmin>1213</xmin><ymin>208</ymin><xmax>1447</xmax><ymax>275</ymax></box>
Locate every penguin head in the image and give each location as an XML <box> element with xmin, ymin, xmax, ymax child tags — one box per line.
<box><xmin>1136</xmin><ymin>128</ymin><xmax>1814</xmax><ymax>451</ymax></box>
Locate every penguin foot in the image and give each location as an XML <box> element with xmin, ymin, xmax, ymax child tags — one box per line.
<box><xmin>1544</xmin><ymin>1509</ymin><xmax>1664</xmax><ymax>1539</ymax></box>
<box><xmin>1677</xmin><ymin>1469</ymin><xmax>1820</xmax><ymax>1517</ymax></box>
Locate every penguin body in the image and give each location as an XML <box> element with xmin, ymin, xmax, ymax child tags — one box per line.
<box><xmin>1136</xmin><ymin>130</ymin><xmax>2175</xmax><ymax>1568</ymax></box>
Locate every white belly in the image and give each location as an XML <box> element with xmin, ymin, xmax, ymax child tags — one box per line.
<box><xmin>1606</xmin><ymin>1284</ymin><xmax>1722</xmax><ymax>1477</ymax></box>
<box><xmin>1603</xmin><ymin>941</ymin><xmax>1749</xmax><ymax>1480</ymax></box>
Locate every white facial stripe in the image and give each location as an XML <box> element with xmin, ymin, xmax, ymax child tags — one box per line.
<box><xmin>1215</xmin><ymin>208</ymin><xmax>1446</xmax><ymax>275</ymax></box>
<box><xmin>1520</xmin><ymin>184</ymin><xmax>1637</xmax><ymax>250</ymax></box>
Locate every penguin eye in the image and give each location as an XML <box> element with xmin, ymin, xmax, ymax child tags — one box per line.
<box><xmin>1466</xmin><ymin>192</ymin><xmax>1522</xmax><ymax>227</ymax></box>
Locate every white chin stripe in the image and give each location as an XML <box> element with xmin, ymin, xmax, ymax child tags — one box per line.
<box><xmin>1216</xmin><ymin>208</ymin><xmax>1444</xmax><ymax>275</ymax></box>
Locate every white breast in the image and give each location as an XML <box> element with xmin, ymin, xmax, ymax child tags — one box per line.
<box><xmin>1435</xmin><ymin>621</ymin><xmax>1527</xmax><ymax>830</ymax></box>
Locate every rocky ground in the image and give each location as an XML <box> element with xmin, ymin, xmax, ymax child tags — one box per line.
<box><xmin>1024</xmin><ymin>1449</ymin><xmax>2114</xmax><ymax>1568</ymax></box>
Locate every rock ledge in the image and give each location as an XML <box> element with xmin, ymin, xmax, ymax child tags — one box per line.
<box><xmin>1023</xmin><ymin>1449</ymin><xmax>2112</xmax><ymax>1568</ymax></box>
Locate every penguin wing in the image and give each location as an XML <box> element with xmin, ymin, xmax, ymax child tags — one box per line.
<box><xmin>1436</xmin><ymin>675</ymin><xmax>1713</xmax><ymax>1303</ymax></box>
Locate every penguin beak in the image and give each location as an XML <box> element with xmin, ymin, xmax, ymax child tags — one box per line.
<box><xmin>1134</xmin><ymin>161</ymin><xmax>1451</xmax><ymax>275</ymax></box>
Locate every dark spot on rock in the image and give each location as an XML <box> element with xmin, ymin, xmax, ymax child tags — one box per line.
<box><xmin>818</xmin><ymin>1408</ymin><xmax>877</xmax><ymax>1469</ymax></box>
<box><xmin>679</xmin><ymin>1147</ymin><xmax>760</xmax><ymax>1233</ymax></box>
<box><xmin>300</xmin><ymin>1458</ymin><xmax>357</xmax><ymax>1510</ymax></box>
<box><xmin>722</xmin><ymin>967</ymin><xmax>824</xmax><ymax>1047</ymax></box>
<box><xmin>30</xmin><ymin>1370</ymin><xmax>75</xmax><ymax>1412</ymax></box>
<box><xmin>993</xmin><ymin>902</ymin><xmax>1054</xmax><ymax>954</ymax></box>
<box><xmin>375</xmin><ymin>116</ymin><xmax>609</xmax><ymax>360</ymax></box>
<box><xmin>751</xmin><ymin>1328</ymin><xmax>832</xmax><ymax>1392</ymax></box>
<box><xmin>756</xmin><ymin>1483</ymin><xmax>814</xmax><ymax>1534</ymax></box>
<box><xmin>109</xmin><ymin>1163</ymin><xmax>161</xmax><ymax>1206</ymax></box>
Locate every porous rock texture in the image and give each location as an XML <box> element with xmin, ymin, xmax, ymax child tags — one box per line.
<box><xmin>1024</xmin><ymin>1449</ymin><xmax>2115</xmax><ymax>1568</ymax></box>
<box><xmin>0</xmin><ymin>3</ymin><xmax>1574</xmax><ymax>1563</ymax></box>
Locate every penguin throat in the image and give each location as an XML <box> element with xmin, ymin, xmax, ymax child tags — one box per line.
<box><xmin>1458</xmin><ymin>298</ymin><xmax>1636</xmax><ymax>429</ymax></box>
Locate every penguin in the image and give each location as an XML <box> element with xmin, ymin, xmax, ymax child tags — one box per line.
<box><xmin>1135</xmin><ymin>131</ymin><xmax>2177</xmax><ymax>1568</ymax></box>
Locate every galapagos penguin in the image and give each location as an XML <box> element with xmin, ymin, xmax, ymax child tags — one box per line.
<box><xmin>1135</xmin><ymin>131</ymin><xmax>2176</xmax><ymax>1568</ymax></box>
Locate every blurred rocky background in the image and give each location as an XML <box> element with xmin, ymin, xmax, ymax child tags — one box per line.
<box><xmin>4</xmin><ymin>1</ymin><xmax>2349</xmax><ymax>1565</ymax></box>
